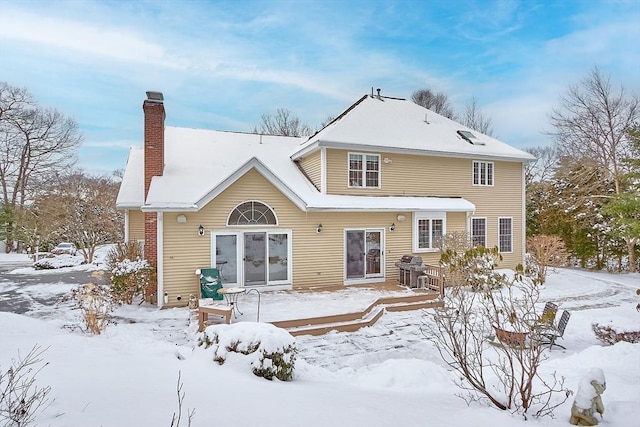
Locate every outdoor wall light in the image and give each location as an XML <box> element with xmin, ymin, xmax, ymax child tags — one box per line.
<box><xmin>396</xmin><ymin>214</ymin><xmax>406</xmax><ymax>222</ymax></box>
<box><xmin>316</xmin><ymin>224</ymin><xmax>323</xmax><ymax>233</ymax></box>
<box><xmin>389</xmin><ymin>223</ymin><xmax>396</xmax><ymax>232</ymax></box>
<box><xmin>198</xmin><ymin>225</ymin><xmax>205</xmax><ymax>236</ymax></box>
<box><xmin>177</xmin><ymin>214</ymin><xmax>187</xmax><ymax>223</ymax></box>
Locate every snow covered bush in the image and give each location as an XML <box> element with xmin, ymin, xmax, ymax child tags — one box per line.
<box><xmin>62</xmin><ymin>283</ymin><xmax>114</xmax><ymax>334</ymax></box>
<box><xmin>106</xmin><ymin>242</ymin><xmax>156</xmax><ymax>304</ymax></box>
<box><xmin>197</xmin><ymin>323</ymin><xmax>297</xmax><ymax>381</ymax></box>
<box><xmin>592</xmin><ymin>324</ymin><xmax>640</xmax><ymax>345</ymax></box>
<box><xmin>440</xmin><ymin>245</ymin><xmax>508</xmax><ymax>291</ymax></box>
<box><xmin>33</xmin><ymin>253</ymin><xmax>83</xmax><ymax>270</ymax></box>
<box><xmin>110</xmin><ymin>258</ymin><xmax>156</xmax><ymax>304</ymax></box>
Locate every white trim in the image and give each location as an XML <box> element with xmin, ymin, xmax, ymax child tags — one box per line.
<box><xmin>156</xmin><ymin>212</ymin><xmax>164</xmax><ymax>308</ymax></box>
<box><xmin>212</xmin><ymin>229</ymin><xmax>293</xmax><ymax>287</ymax></box>
<box><xmin>347</xmin><ymin>152</ymin><xmax>381</xmax><ymax>189</ymax></box>
<box><xmin>320</xmin><ymin>147</ymin><xmax>327</xmax><ymax>194</ymax></box>
<box><xmin>343</xmin><ymin>228</ymin><xmax>385</xmax><ymax>282</ymax></box>
<box><xmin>521</xmin><ymin>165</ymin><xmax>527</xmax><ymax>264</ymax></box>
<box><xmin>471</xmin><ymin>217</ymin><xmax>487</xmax><ymax>247</ymax></box>
<box><xmin>226</xmin><ymin>200</ymin><xmax>279</xmax><ymax>227</ymax></box>
<box><xmin>472</xmin><ymin>160</ymin><xmax>494</xmax><ymax>186</ymax></box>
<box><xmin>412</xmin><ymin>211</ymin><xmax>446</xmax><ymax>253</ymax></box>
<box><xmin>498</xmin><ymin>216</ymin><xmax>513</xmax><ymax>253</ymax></box>
<box><xmin>124</xmin><ymin>209</ymin><xmax>130</xmax><ymax>243</ymax></box>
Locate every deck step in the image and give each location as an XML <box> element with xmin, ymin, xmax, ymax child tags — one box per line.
<box><xmin>286</xmin><ymin>306</ymin><xmax>386</xmax><ymax>337</ymax></box>
<box><xmin>273</xmin><ymin>292</ymin><xmax>443</xmax><ymax>336</ymax></box>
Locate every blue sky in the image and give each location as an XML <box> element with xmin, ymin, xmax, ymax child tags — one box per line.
<box><xmin>1</xmin><ymin>0</ymin><xmax>638</xmax><ymax>175</ymax></box>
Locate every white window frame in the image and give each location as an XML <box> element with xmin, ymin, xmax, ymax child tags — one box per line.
<box><xmin>412</xmin><ymin>212</ymin><xmax>446</xmax><ymax>253</ymax></box>
<box><xmin>471</xmin><ymin>217</ymin><xmax>487</xmax><ymax>247</ymax></box>
<box><xmin>348</xmin><ymin>152</ymin><xmax>381</xmax><ymax>189</ymax></box>
<box><xmin>498</xmin><ymin>217</ymin><xmax>513</xmax><ymax>253</ymax></box>
<box><xmin>472</xmin><ymin>160</ymin><xmax>494</xmax><ymax>186</ymax></box>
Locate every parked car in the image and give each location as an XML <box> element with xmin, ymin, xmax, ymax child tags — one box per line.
<box><xmin>51</xmin><ymin>242</ymin><xmax>78</xmax><ymax>256</ymax></box>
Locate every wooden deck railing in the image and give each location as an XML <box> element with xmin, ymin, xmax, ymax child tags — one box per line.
<box><xmin>418</xmin><ymin>264</ymin><xmax>445</xmax><ymax>298</ymax></box>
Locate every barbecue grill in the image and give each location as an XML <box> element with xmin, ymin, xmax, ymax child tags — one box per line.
<box><xmin>395</xmin><ymin>255</ymin><xmax>425</xmax><ymax>288</ymax></box>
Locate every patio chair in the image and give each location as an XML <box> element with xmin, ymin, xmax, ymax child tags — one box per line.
<box><xmin>199</xmin><ymin>268</ymin><xmax>224</xmax><ymax>300</ymax></box>
<box><xmin>538</xmin><ymin>302</ymin><xmax>558</xmax><ymax>326</ymax></box>
<box><xmin>539</xmin><ymin>310</ymin><xmax>571</xmax><ymax>350</ymax></box>
<box><xmin>196</xmin><ymin>268</ymin><xmax>231</xmax><ymax>330</ymax></box>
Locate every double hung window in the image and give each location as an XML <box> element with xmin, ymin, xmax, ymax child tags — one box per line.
<box><xmin>413</xmin><ymin>212</ymin><xmax>445</xmax><ymax>252</ymax></box>
<box><xmin>498</xmin><ymin>217</ymin><xmax>513</xmax><ymax>253</ymax></box>
<box><xmin>471</xmin><ymin>218</ymin><xmax>486</xmax><ymax>247</ymax></box>
<box><xmin>473</xmin><ymin>160</ymin><xmax>494</xmax><ymax>186</ymax></box>
<box><xmin>349</xmin><ymin>153</ymin><xmax>380</xmax><ymax>188</ymax></box>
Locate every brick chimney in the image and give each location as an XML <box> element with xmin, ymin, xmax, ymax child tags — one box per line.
<box><xmin>143</xmin><ymin>91</ymin><xmax>165</xmax><ymax>268</ymax></box>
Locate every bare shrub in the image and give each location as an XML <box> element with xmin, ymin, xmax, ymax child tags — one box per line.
<box><xmin>170</xmin><ymin>371</ymin><xmax>195</xmax><ymax>427</ymax></box>
<box><xmin>526</xmin><ymin>235</ymin><xmax>569</xmax><ymax>284</ymax></box>
<box><xmin>422</xmin><ymin>269</ymin><xmax>571</xmax><ymax>419</ymax></box>
<box><xmin>592</xmin><ymin>324</ymin><xmax>640</xmax><ymax>345</ymax></box>
<box><xmin>0</xmin><ymin>345</ymin><xmax>52</xmax><ymax>426</ymax></box>
<box><xmin>62</xmin><ymin>283</ymin><xmax>115</xmax><ymax>334</ymax></box>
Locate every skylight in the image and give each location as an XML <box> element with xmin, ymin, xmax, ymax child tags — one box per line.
<box><xmin>457</xmin><ymin>130</ymin><xmax>485</xmax><ymax>145</ymax></box>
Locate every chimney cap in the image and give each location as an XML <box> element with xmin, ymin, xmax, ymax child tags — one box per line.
<box><xmin>146</xmin><ymin>91</ymin><xmax>164</xmax><ymax>103</ymax></box>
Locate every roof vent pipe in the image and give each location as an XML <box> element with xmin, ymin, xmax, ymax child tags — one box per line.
<box><xmin>376</xmin><ymin>88</ymin><xmax>381</xmax><ymax>99</ymax></box>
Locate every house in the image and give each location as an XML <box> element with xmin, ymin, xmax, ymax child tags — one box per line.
<box><xmin>116</xmin><ymin>91</ymin><xmax>535</xmax><ymax>308</ymax></box>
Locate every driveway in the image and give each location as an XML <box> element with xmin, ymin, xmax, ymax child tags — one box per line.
<box><xmin>0</xmin><ymin>257</ymin><xmax>94</xmax><ymax>314</ymax></box>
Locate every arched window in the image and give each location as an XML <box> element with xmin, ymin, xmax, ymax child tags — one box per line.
<box><xmin>228</xmin><ymin>201</ymin><xmax>277</xmax><ymax>225</ymax></box>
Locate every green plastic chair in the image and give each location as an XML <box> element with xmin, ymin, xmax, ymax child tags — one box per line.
<box><xmin>199</xmin><ymin>268</ymin><xmax>224</xmax><ymax>300</ymax></box>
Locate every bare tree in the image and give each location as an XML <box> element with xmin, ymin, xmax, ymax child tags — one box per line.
<box><xmin>549</xmin><ymin>68</ymin><xmax>639</xmax><ymax>269</ymax></box>
<box><xmin>253</xmin><ymin>108</ymin><xmax>313</xmax><ymax>137</ymax></box>
<box><xmin>549</xmin><ymin>67</ymin><xmax>639</xmax><ymax>195</ymax></box>
<box><xmin>461</xmin><ymin>96</ymin><xmax>494</xmax><ymax>136</ymax></box>
<box><xmin>411</xmin><ymin>88</ymin><xmax>456</xmax><ymax>119</ymax></box>
<box><xmin>0</xmin><ymin>82</ymin><xmax>82</xmax><ymax>251</ymax></box>
<box><xmin>525</xmin><ymin>145</ymin><xmax>558</xmax><ymax>184</ymax></box>
<box><xmin>33</xmin><ymin>172</ymin><xmax>123</xmax><ymax>263</ymax></box>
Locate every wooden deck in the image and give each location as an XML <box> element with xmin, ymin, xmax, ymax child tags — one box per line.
<box><xmin>271</xmin><ymin>283</ymin><xmax>443</xmax><ymax>336</ymax></box>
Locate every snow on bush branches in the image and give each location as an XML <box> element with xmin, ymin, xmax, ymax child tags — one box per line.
<box><xmin>106</xmin><ymin>242</ymin><xmax>156</xmax><ymax>305</ymax></box>
<box><xmin>196</xmin><ymin>323</ymin><xmax>297</xmax><ymax>381</ymax></box>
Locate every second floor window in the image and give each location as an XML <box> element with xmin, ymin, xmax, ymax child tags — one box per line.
<box><xmin>473</xmin><ymin>160</ymin><xmax>494</xmax><ymax>186</ymax></box>
<box><xmin>349</xmin><ymin>153</ymin><xmax>380</xmax><ymax>188</ymax></box>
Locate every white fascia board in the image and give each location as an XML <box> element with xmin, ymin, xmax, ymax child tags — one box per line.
<box><xmin>141</xmin><ymin>204</ymin><xmax>199</xmax><ymax>212</ymax></box>
<box><xmin>319</xmin><ymin>140</ymin><xmax>535</xmax><ymax>163</ymax></box>
<box><xmin>194</xmin><ymin>158</ymin><xmax>308</xmax><ymax>212</ymax></box>
<box><xmin>117</xmin><ymin>202</ymin><xmax>143</xmax><ymax>209</ymax></box>
<box><xmin>291</xmin><ymin>142</ymin><xmax>320</xmax><ymax>161</ymax></box>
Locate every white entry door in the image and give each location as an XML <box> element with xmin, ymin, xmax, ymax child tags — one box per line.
<box><xmin>345</xmin><ymin>229</ymin><xmax>384</xmax><ymax>280</ymax></box>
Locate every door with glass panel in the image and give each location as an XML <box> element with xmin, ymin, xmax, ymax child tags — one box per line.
<box><xmin>212</xmin><ymin>233</ymin><xmax>240</xmax><ymax>286</ymax></box>
<box><xmin>346</xmin><ymin>229</ymin><xmax>383</xmax><ymax>279</ymax></box>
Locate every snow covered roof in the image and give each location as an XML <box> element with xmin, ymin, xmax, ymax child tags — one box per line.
<box><xmin>291</xmin><ymin>95</ymin><xmax>536</xmax><ymax>162</ymax></box>
<box><xmin>117</xmin><ymin>126</ymin><xmax>475</xmax><ymax>213</ymax></box>
<box><xmin>115</xmin><ymin>147</ymin><xmax>144</xmax><ymax>208</ymax></box>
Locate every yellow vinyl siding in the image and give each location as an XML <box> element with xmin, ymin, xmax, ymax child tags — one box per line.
<box><xmin>128</xmin><ymin>209</ymin><xmax>145</xmax><ymax>242</ymax></box>
<box><xmin>161</xmin><ymin>153</ymin><xmax>524</xmax><ymax>306</ymax></box>
<box><xmin>325</xmin><ymin>149</ymin><xmax>524</xmax><ymax>267</ymax></box>
<box><xmin>297</xmin><ymin>150</ymin><xmax>322</xmax><ymax>191</ymax></box>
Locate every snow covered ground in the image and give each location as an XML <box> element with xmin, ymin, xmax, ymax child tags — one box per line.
<box><xmin>1</xmin><ymin>251</ymin><xmax>639</xmax><ymax>427</ymax></box>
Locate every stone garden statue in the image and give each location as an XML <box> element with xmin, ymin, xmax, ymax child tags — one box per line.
<box><xmin>570</xmin><ymin>368</ymin><xmax>606</xmax><ymax>426</ymax></box>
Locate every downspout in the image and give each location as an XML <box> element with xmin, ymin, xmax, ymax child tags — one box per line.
<box><xmin>320</xmin><ymin>147</ymin><xmax>327</xmax><ymax>194</ymax></box>
<box><xmin>157</xmin><ymin>211</ymin><xmax>164</xmax><ymax>308</ymax></box>
<box><xmin>124</xmin><ymin>209</ymin><xmax>130</xmax><ymax>243</ymax></box>
<box><xmin>521</xmin><ymin>165</ymin><xmax>527</xmax><ymax>266</ymax></box>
